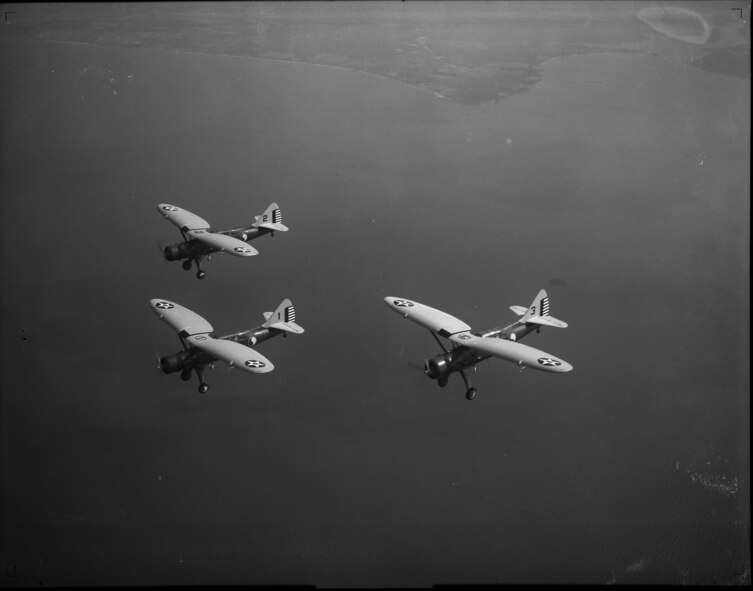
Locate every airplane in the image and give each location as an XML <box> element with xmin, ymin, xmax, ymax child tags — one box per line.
<box><xmin>150</xmin><ymin>297</ymin><xmax>303</xmax><ymax>393</ymax></box>
<box><xmin>384</xmin><ymin>289</ymin><xmax>572</xmax><ymax>400</ymax></box>
<box><xmin>157</xmin><ymin>202</ymin><xmax>288</xmax><ymax>279</ymax></box>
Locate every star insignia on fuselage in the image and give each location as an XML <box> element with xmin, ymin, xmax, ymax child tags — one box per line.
<box><xmin>155</xmin><ymin>302</ymin><xmax>174</xmax><ymax>309</ymax></box>
<box><xmin>537</xmin><ymin>357</ymin><xmax>561</xmax><ymax>366</ymax></box>
<box><xmin>393</xmin><ymin>299</ymin><xmax>414</xmax><ymax>307</ymax></box>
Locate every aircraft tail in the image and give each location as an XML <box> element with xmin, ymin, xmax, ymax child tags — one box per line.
<box><xmin>513</xmin><ymin>289</ymin><xmax>568</xmax><ymax>328</ymax></box>
<box><xmin>262</xmin><ymin>298</ymin><xmax>304</xmax><ymax>334</ymax></box>
<box><xmin>252</xmin><ymin>202</ymin><xmax>288</xmax><ymax>232</ymax></box>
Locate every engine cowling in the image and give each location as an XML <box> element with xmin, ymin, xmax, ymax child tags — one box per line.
<box><xmin>424</xmin><ymin>353</ymin><xmax>453</xmax><ymax>380</ymax></box>
<box><xmin>159</xmin><ymin>350</ymin><xmax>195</xmax><ymax>374</ymax></box>
<box><xmin>163</xmin><ymin>244</ymin><xmax>185</xmax><ymax>261</ymax></box>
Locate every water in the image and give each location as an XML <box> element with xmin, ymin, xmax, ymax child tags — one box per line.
<box><xmin>0</xmin><ymin>13</ymin><xmax>749</xmax><ymax>586</ymax></box>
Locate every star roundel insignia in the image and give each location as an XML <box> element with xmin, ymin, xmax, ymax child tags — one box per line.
<box><xmin>537</xmin><ymin>357</ymin><xmax>561</xmax><ymax>367</ymax></box>
<box><xmin>234</xmin><ymin>246</ymin><xmax>253</xmax><ymax>253</ymax></box>
<box><xmin>155</xmin><ymin>301</ymin><xmax>174</xmax><ymax>309</ymax></box>
<box><xmin>393</xmin><ymin>299</ymin><xmax>414</xmax><ymax>307</ymax></box>
<box><xmin>161</xmin><ymin>205</ymin><xmax>178</xmax><ymax>211</ymax></box>
<box><xmin>457</xmin><ymin>334</ymin><xmax>472</xmax><ymax>340</ymax></box>
<box><xmin>194</xmin><ymin>336</ymin><xmax>207</xmax><ymax>341</ymax></box>
<box><xmin>245</xmin><ymin>360</ymin><xmax>266</xmax><ymax>368</ymax></box>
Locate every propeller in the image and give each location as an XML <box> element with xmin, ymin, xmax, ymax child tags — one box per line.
<box><xmin>155</xmin><ymin>240</ymin><xmax>168</xmax><ymax>263</ymax></box>
<box><xmin>152</xmin><ymin>348</ymin><xmax>163</xmax><ymax>370</ymax></box>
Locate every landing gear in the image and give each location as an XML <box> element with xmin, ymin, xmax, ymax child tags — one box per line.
<box><xmin>196</xmin><ymin>270</ymin><xmax>206</xmax><ymax>280</ymax></box>
<box><xmin>438</xmin><ymin>377</ymin><xmax>448</xmax><ymax>388</ymax></box>
<box><xmin>180</xmin><ymin>370</ymin><xmax>192</xmax><ymax>381</ymax></box>
<box><xmin>459</xmin><ymin>370</ymin><xmax>477</xmax><ymax>401</ymax></box>
<box><xmin>198</xmin><ymin>383</ymin><xmax>209</xmax><ymax>394</ymax></box>
<box><xmin>195</xmin><ymin>365</ymin><xmax>208</xmax><ymax>393</ymax></box>
<box><xmin>182</xmin><ymin>260</ymin><xmax>192</xmax><ymax>271</ymax></box>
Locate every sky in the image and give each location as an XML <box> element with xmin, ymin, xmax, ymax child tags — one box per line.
<box><xmin>0</xmin><ymin>2</ymin><xmax>749</xmax><ymax>586</ymax></box>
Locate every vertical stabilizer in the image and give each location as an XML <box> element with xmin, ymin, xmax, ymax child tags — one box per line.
<box><xmin>262</xmin><ymin>298</ymin><xmax>304</xmax><ymax>334</ymax></box>
<box><xmin>252</xmin><ymin>202</ymin><xmax>288</xmax><ymax>232</ymax></box>
<box><xmin>521</xmin><ymin>289</ymin><xmax>549</xmax><ymax>322</ymax></box>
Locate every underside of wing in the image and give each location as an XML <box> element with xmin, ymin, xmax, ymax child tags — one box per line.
<box><xmin>186</xmin><ymin>229</ymin><xmax>258</xmax><ymax>256</ymax></box>
<box><xmin>449</xmin><ymin>332</ymin><xmax>573</xmax><ymax>372</ymax></box>
<box><xmin>524</xmin><ymin>315</ymin><xmax>568</xmax><ymax>328</ymax></box>
<box><xmin>150</xmin><ymin>299</ymin><xmax>214</xmax><ymax>336</ymax></box>
<box><xmin>157</xmin><ymin>204</ymin><xmax>210</xmax><ymax>230</ymax></box>
<box><xmin>185</xmin><ymin>335</ymin><xmax>274</xmax><ymax>374</ymax></box>
<box><xmin>384</xmin><ymin>297</ymin><xmax>471</xmax><ymax>336</ymax></box>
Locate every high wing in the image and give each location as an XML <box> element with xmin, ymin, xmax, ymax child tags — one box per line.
<box><xmin>185</xmin><ymin>229</ymin><xmax>258</xmax><ymax>257</ymax></box>
<box><xmin>150</xmin><ymin>299</ymin><xmax>213</xmax><ymax>336</ymax></box>
<box><xmin>383</xmin><ymin>297</ymin><xmax>471</xmax><ymax>337</ymax></box>
<box><xmin>448</xmin><ymin>331</ymin><xmax>573</xmax><ymax>372</ymax></box>
<box><xmin>157</xmin><ymin>204</ymin><xmax>211</xmax><ymax>230</ymax></box>
<box><xmin>185</xmin><ymin>334</ymin><xmax>274</xmax><ymax>374</ymax></box>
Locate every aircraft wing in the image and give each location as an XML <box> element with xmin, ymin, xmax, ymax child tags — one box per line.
<box><xmin>185</xmin><ymin>229</ymin><xmax>258</xmax><ymax>256</ymax></box>
<box><xmin>157</xmin><ymin>204</ymin><xmax>211</xmax><ymax>230</ymax></box>
<box><xmin>185</xmin><ymin>334</ymin><xmax>274</xmax><ymax>374</ymax></box>
<box><xmin>150</xmin><ymin>299</ymin><xmax>213</xmax><ymax>336</ymax></box>
<box><xmin>524</xmin><ymin>315</ymin><xmax>568</xmax><ymax>328</ymax></box>
<box><xmin>384</xmin><ymin>297</ymin><xmax>471</xmax><ymax>336</ymax></box>
<box><xmin>448</xmin><ymin>331</ymin><xmax>573</xmax><ymax>373</ymax></box>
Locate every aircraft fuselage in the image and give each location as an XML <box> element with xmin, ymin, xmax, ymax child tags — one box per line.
<box><xmin>159</xmin><ymin>323</ymin><xmax>283</xmax><ymax>375</ymax></box>
<box><xmin>163</xmin><ymin>225</ymin><xmax>274</xmax><ymax>262</ymax></box>
<box><xmin>424</xmin><ymin>320</ymin><xmax>539</xmax><ymax>381</ymax></box>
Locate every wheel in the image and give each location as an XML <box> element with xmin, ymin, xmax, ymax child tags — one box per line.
<box><xmin>438</xmin><ymin>377</ymin><xmax>448</xmax><ymax>388</ymax></box>
<box><xmin>198</xmin><ymin>383</ymin><xmax>209</xmax><ymax>394</ymax></box>
<box><xmin>196</xmin><ymin>271</ymin><xmax>206</xmax><ymax>280</ymax></box>
<box><xmin>182</xmin><ymin>260</ymin><xmax>192</xmax><ymax>270</ymax></box>
<box><xmin>180</xmin><ymin>370</ymin><xmax>192</xmax><ymax>381</ymax></box>
<box><xmin>466</xmin><ymin>388</ymin><xmax>477</xmax><ymax>401</ymax></box>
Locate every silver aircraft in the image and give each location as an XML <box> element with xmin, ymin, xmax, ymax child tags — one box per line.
<box><xmin>157</xmin><ymin>202</ymin><xmax>288</xmax><ymax>279</ymax></box>
<box><xmin>150</xmin><ymin>298</ymin><xmax>303</xmax><ymax>393</ymax></box>
<box><xmin>384</xmin><ymin>289</ymin><xmax>572</xmax><ymax>400</ymax></box>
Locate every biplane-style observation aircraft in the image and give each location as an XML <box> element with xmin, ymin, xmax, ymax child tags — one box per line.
<box><xmin>384</xmin><ymin>289</ymin><xmax>572</xmax><ymax>400</ymax></box>
<box><xmin>150</xmin><ymin>297</ymin><xmax>303</xmax><ymax>393</ymax></box>
<box><xmin>157</xmin><ymin>202</ymin><xmax>288</xmax><ymax>279</ymax></box>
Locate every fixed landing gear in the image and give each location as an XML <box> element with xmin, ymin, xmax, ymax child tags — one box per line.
<box><xmin>438</xmin><ymin>377</ymin><xmax>448</xmax><ymax>388</ymax></box>
<box><xmin>198</xmin><ymin>383</ymin><xmax>209</xmax><ymax>394</ymax></box>
<box><xmin>182</xmin><ymin>258</ymin><xmax>207</xmax><ymax>279</ymax></box>
<box><xmin>459</xmin><ymin>370</ymin><xmax>477</xmax><ymax>401</ymax></box>
<box><xmin>180</xmin><ymin>370</ymin><xmax>192</xmax><ymax>381</ymax></box>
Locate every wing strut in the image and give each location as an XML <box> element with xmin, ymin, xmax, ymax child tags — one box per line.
<box><xmin>429</xmin><ymin>331</ymin><xmax>449</xmax><ymax>354</ymax></box>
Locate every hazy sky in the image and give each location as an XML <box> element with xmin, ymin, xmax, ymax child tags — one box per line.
<box><xmin>1</xmin><ymin>2</ymin><xmax>749</xmax><ymax>586</ymax></box>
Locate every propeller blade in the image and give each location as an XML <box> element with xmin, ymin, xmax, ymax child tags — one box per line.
<box><xmin>155</xmin><ymin>240</ymin><xmax>167</xmax><ymax>262</ymax></box>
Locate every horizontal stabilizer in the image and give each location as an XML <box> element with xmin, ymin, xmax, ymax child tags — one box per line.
<box><xmin>525</xmin><ymin>315</ymin><xmax>568</xmax><ymax>328</ymax></box>
<box><xmin>509</xmin><ymin>305</ymin><xmax>527</xmax><ymax>317</ymax></box>
<box><xmin>186</xmin><ymin>334</ymin><xmax>274</xmax><ymax>374</ymax></box>
<box><xmin>255</xmin><ymin>221</ymin><xmax>289</xmax><ymax>232</ymax></box>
